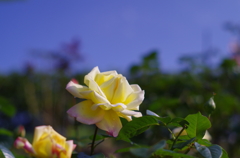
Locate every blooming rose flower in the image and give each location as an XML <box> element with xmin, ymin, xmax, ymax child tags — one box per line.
<box><xmin>14</xmin><ymin>125</ymin><xmax>76</xmax><ymax>158</ymax></box>
<box><xmin>66</xmin><ymin>66</ymin><xmax>144</xmax><ymax>137</ymax></box>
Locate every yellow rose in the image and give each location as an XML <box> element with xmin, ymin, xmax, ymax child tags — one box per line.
<box><xmin>14</xmin><ymin>125</ymin><xmax>76</xmax><ymax>158</ymax></box>
<box><xmin>66</xmin><ymin>67</ymin><xmax>144</xmax><ymax>137</ymax></box>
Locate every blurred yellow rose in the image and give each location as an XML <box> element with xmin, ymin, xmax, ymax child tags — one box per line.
<box><xmin>66</xmin><ymin>66</ymin><xmax>144</xmax><ymax>137</ymax></box>
<box><xmin>14</xmin><ymin>125</ymin><xmax>76</xmax><ymax>158</ymax></box>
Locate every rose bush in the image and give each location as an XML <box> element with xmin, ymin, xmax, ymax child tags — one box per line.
<box><xmin>14</xmin><ymin>125</ymin><xmax>76</xmax><ymax>158</ymax></box>
<box><xmin>66</xmin><ymin>66</ymin><xmax>144</xmax><ymax>137</ymax></box>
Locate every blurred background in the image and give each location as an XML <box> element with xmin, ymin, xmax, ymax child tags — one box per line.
<box><xmin>1</xmin><ymin>1</ymin><xmax>240</xmax><ymax>157</ymax></box>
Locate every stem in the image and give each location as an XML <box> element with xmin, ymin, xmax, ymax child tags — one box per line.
<box><xmin>171</xmin><ymin>126</ymin><xmax>186</xmax><ymax>150</ymax></box>
<box><xmin>167</xmin><ymin>128</ymin><xmax>176</xmax><ymax>140</ymax></box>
<box><xmin>94</xmin><ymin>139</ymin><xmax>105</xmax><ymax>148</ymax></box>
<box><xmin>90</xmin><ymin>126</ymin><xmax>98</xmax><ymax>156</ymax></box>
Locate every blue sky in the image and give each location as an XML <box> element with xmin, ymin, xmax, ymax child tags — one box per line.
<box><xmin>1</xmin><ymin>1</ymin><xmax>240</xmax><ymax>74</ymax></box>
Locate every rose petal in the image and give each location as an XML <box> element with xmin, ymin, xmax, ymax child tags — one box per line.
<box><xmin>32</xmin><ymin>125</ymin><xmax>50</xmax><ymax>144</ymax></box>
<box><xmin>116</xmin><ymin>112</ymin><xmax>132</xmax><ymax>121</ymax></box>
<box><xmin>65</xmin><ymin>140</ymin><xmax>76</xmax><ymax>158</ymax></box>
<box><xmin>52</xmin><ymin>143</ymin><xmax>65</xmax><ymax>157</ymax></box>
<box><xmin>130</xmin><ymin>84</ymin><xmax>142</xmax><ymax>92</ymax></box>
<box><xmin>33</xmin><ymin>126</ymin><xmax>66</xmax><ymax>146</ymax></box>
<box><xmin>92</xmin><ymin>103</ymin><xmax>113</xmax><ymax>110</ymax></box>
<box><xmin>99</xmin><ymin>76</ymin><xmax>118</xmax><ymax>101</ymax></box>
<box><xmin>111</xmin><ymin>103</ymin><xmax>127</xmax><ymax>112</ymax></box>
<box><xmin>32</xmin><ymin>135</ymin><xmax>53</xmax><ymax>157</ymax></box>
<box><xmin>120</xmin><ymin>109</ymin><xmax>142</xmax><ymax>117</ymax></box>
<box><xmin>95</xmin><ymin>71</ymin><xmax>117</xmax><ymax>86</ymax></box>
<box><xmin>125</xmin><ymin>90</ymin><xmax>144</xmax><ymax>110</ymax></box>
<box><xmin>67</xmin><ymin>100</ymin><xmax>105</xmax><ymax>125</ymax></box>
<box><xmin>50</xmin><ymin>130</ymin><xmax>67</xmax><ymax>147</ymax></box>
<box><xmin>84</xmin><ymin>67</ymin><xmax>106</xmax><ymax>98</ymax></box>
<box><xmin>66</xmin><ymin>81</ymin><xmax>90</xmax><ymax>98</ymax></box>
<box><xmin>66</xmin><ymin>81</ymin><xmax>110</xmax><ymax>104</ymax></box>
<box><xmin>92</xmin><ymin>103</ymin><xmax>127</xmax><ymax>111</ymax></box>
<box><xmin>84</xmin><ymin>66</ymin><xmax>100</xmax><ymax>86</ymax></box>
<box><xmin>111</xmin><ymin>76</ymin><xmax>134</xmax><ymax>104</ymax></box>
<box><xmin>95</xmin><ymin>110</ymin><xmax>122</xmax><ymax>137</ymax></box>
<box><xmin>85</xmin><ymin>90</ymin><xmax>110</xmax><ymax>104</ymax></box>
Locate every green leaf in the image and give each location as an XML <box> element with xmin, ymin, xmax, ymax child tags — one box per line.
<box><xmin>0</xmin><ymin>144</ymin><xmax>15</xmax><ymax>158</ymax></box>
<box><xmin>168</xmin><ymin>117</ymin><xmax>189</xmax><ymax>127</ymax></box>
<box><xmin>173</xmin><ymin>137</ymin><xmax>196</xmax><ymax>149</ymax></box>
<box><xmin>0</xmin><ymin>128</ymin><xmax>13</xmax><ymax>137</ymax></box>
<box><xmin>149</xmin><ymin>140</ymin><xmax>166</xmax><ymax>153</ymax></box>
<box><xmin>179</xmin><ymin>120</ymin><xmax>190</xmax><ymax>128</ymax></box>
<box><xmin>194</xmin><ymin>142</ymin><xmax>222</xmax><ymax>158</ymax></box>
<box><xmin>116</xmin><ymin>140</ymin><xmax>166</xmax><ymax>158</ymax></box>
<box><xmin>115</xmin><ymin>147</ymin><xmax>132</xmax><ymax>153</ymax></box>
<box><xmin>0</xmin><ymin>97</ymin><xmax>16</xmax><ymax>117</ymax></box>
<box><xmin>117</xmin><ymin>116</ymin><xmax>159</xmax><ymax>142</ymax></box>
<box><xmin>178</xmin><ymin>135</ymin><xmax>191</xmax><ymax>141</ymax></box>
<box><xmin>135</xmin><ymin>126</ymin><xmax>150</xmax><ymax>136</ymax></box>
<box><xmin>185</xmin><ymin>112</ymin><xmax>211</xmax><ymax>139</ymax></box>
<box><xmin>197</xmin><ymin>139</ymin><xmax>212</xmax><ymax>147</ymax></box>
<box><xmin>129</xmin><ymin>148</ymin><xmax>149</xmax><ymax>158</ymax></box>
<box><xmin>146</xmin><ymin>111</ymin><xmax>172</xmax><ymax>125</ymax></box>
<box><xmin>220</xmin><ymin>147</ymin><xmax>229</xmax><ymax>158</ymax></box>
<box><xmin>153</xmin><ymin>148</ymin><xmax>196</xmax><ymax>158</ymax></box>
<box><xmin>155</xmin><ymin>116</ymin><xmax>172</xmax><ymax>125</ymax></box>
<box><xmin>194</xmin><ymin>142</ymin><xmax>211</xmax><ymax>157</ymax></box>
<box><xmin>116</xmin><ymin>147</ymin><xmax>149</xmax><ymax>157</ymax></box>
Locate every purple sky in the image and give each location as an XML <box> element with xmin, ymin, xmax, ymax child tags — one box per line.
<box><xmin>1</xmin><ymin>1</ymin><xmax>240</xmax><ymax>74</ymax></box>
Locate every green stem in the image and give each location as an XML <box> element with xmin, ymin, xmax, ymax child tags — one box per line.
<box><xmin>171</xmin><ymin>126</ymin><xmax>186</xmax><ymax>150</ymax></box>
<box><xmin>90</xmin><ymin>126</ymin><xmax>98</xmax><ymax>156</ymax></box>
<box><xmin>167</xmin><ymin>128</ymin><xmax>176</xmax><ymax>140</ymax></box>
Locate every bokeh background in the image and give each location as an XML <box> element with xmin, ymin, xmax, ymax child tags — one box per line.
<box><xmin>1</xmin><ymin>1</ymin><xmax>240</xmax><ymax>157</ymax></box>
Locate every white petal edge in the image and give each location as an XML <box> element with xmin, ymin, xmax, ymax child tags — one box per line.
<box><xmin>120</xmin><ymin>109</ymin><xmax>142</xmax><ymax>117</ymax></box>
<box><xmin>66</xmin><ymin>81</ymin><xmax>89</xmax><ymax>98</ymax></box>
<box><xmin>146</xmin><ymin>110</ymin><xmax>160</xmax><ymax>117</ymax></box>
<box><xmin>125</xmin><ymin>90</ymin><xmax>145</xmax><ymax>110</ymax></box>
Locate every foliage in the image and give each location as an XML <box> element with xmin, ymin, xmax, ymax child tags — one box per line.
<box><xmin>0</xmin><ymin>50</ymin><xmax>238</xmax><ymax>157</ymax></box>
